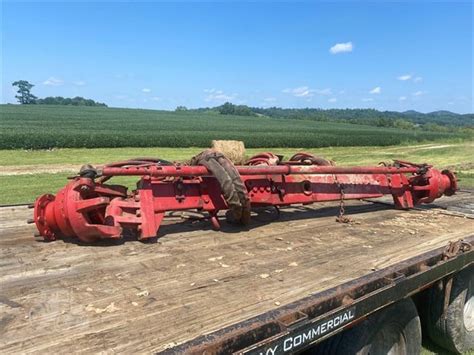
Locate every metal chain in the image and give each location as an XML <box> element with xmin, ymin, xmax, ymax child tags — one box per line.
<box><xmin>334</xmin><ymin>175</ymin><xmax>352</xmax><ymax>223</ymax></box>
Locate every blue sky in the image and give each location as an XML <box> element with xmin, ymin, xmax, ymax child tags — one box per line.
<box><xmin>1</xmin><ymin>1</ymin><xmax>473</xmax><ymax>113</ymax></box>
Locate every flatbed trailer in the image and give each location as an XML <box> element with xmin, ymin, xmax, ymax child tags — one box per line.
<box><xmin>0</xmin><ymin>192</ymin><xmax>472</xmax><ymax>354</ymax></box>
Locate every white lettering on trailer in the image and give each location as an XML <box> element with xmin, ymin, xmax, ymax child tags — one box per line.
<box><xmin>259</xmin><ymin>345</ymin><xmax>278</xmax><ymax>355</ymax></box>
<box><xmin>280</xmin><ymin>308</ymin><xmax>355</xmax><ymax>352</ymax></box>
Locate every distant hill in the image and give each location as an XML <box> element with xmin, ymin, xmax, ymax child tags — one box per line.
<box><xmin>427</xmin><ymin>110</ymin><xmax>459</xmax><ymax>117</ymax></box>
<box><xmin>400</xmin><ymin>110</ymin><xmax>473</xmax><ymax>126</ymax></box>
<box><xmin>197</xmin><ymin>103</ymin><xmax>472</xmax><ymax>130</ymax></box>
<box><xmin>220</xmin><ymin>106</ymin><xmax>472</xmax><ymax>131</ymax></box>
<box><xmin>402</xmin><ymin>110</ymin><xmax>422</xmax><ymax>115</ymax></box>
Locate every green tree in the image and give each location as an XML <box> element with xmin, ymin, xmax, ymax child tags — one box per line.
<box><xmin>12</xmin><ymin>80</ymin><xmax>37</xmax><ymax>104</ymax></box>
<box><xmin>393</xmin><ymin>119</ymin><xmax>415</xmax><ymax>130</ymax></box>
<box><xmin>36</xmin><ymin>96</ymin><xmax>107</xmax><ymax>107</ymax></box>
<box><xmin>217</xmin><ymin>102</ymin><xmax>256</xmax><ymax>116</ymax></box>
<box><xmin>218</xmin><ymin>102</ymin><xmax>235</xmax><ymax>115</ymax></box>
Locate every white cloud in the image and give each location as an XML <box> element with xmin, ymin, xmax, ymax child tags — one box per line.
<box><xmin>362</xmin><ymin>98</ymin><xmax>374</xmax><ymax>102</ymax></box>
<box><xmin>398</xmin><ymin>74</ymin><xmax>423</xmax><ymax>83</ymax></box>
<box><xmin>328</xmin><ymin>98</ymin><xmax>337</xmax><ymax>103</ymax></box>
<box><xmin>72</xmin><ymin>80</ymin><xmax>86</xmax><ymax>86</ymax></box>
<box><xmin>397</xmin><ymin>74</ymin><xmax>412</xmax><ymax>81</ymax></box>
<box><xmin>412</xmin><ymin>91</ymin><xmax>424</xmax><ymax>96</ymax></box>
<box><xmin>263</xmin><ymin>97</ymin><xmax>276</xmax><ymax>102</ymax></box>
<box><xmin>282</xmin><ymin>86</ymin><xmax>332</xmax><ymax>98</ymax></box>
<box><xmin>209</xmin><ymin>93</ymin><xmax>235</xmax><ymax>101</ymax></box>
<box><xmin>399</xmin><ymin>96</ymin><xmax>407</xmax><ymax>101</ymax></box>
<box><xmin>315</xmin><ymin>88</ymin><xmax>332</xmax><ymax>95</ymax></box>
<box><xmin>142</xmin><ymin>88</ymin><xmax>151</xmax><ymax>93</ymax></box>
<box><xmin>151</xmin><ymin>96</ymin><xmax>161</xmax><ymax>101</ymax></box>
<box><xmin>369</xmin><ymin>86</ymin><xmax>381</xmax><ymax>94</ymax></box>
<box><xmin>329</xmin><ymin>42</ymin><xmax>353</xmax><ymax>54</ymax></box>
<box><xmin>43</xmin><ymin>77</ymin><xmax>63</xmax><ymax>86</ymax></box>
<box><xmin>282</xmin><ymin>86</ymin><xmax>314</xmax><ymax>98</ymax></box>
<box><xmin>205</xmin><ymin>89</ymin><xmax>236</xmax><ymax>102</ymax></box>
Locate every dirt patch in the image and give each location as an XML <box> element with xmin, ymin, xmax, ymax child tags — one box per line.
<box><xmin>445</xmin><ymin>162</ymin><xmax>474</xmax><ymax>172</ymax></box>
<box><xmin>416</xmin><ymin>144</ymin><xmax>454</xmax><ymax>150</ymax></box>
<box><xmin>0</xmin><ymin>164</ymin><xmax>81</xmax><ymax>176</ymax></box>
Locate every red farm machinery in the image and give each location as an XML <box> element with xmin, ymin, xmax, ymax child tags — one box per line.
<box><xmin>31</xmin><ymin>150</ymin><xmax>457</xmax><ymax>243</ymax></box>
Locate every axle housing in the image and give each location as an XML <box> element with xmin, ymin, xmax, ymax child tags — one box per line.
<box><xmin>32</xmin><ymin>152</ymin><xmax>457</xmax><ymax>242</ymax></box>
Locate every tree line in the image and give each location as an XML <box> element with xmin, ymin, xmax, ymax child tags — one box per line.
<box><xmin>184</xmin><ymin>102</ymin><xmax>473</xmax><ymax>133</ymax></box>
<box><xmin>249</xmin><ymin>107</ymin><xmax>473</xmax><ymax>128</ymax></box>
<box><xmin>12</xmin><ymin>80</ymin><xmax>107</xmax><ymax>107</ymax></box>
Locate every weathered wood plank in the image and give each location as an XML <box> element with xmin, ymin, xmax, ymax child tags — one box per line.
<box><xmin>0</xmin><ymin>194</ymin><xmax>472</xmax><ymax>353</ymax></box>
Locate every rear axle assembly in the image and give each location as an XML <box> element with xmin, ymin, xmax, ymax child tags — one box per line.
<box><xmin>32</xmin><ymin>151</ymin><xmax>457</xmax><ymax>243</ymax></box>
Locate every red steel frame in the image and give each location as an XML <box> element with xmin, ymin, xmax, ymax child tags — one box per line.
<box><xmin>32</xmin><ymin>156</ymin><xmax>457</xmax><ymax>243</ymax></box>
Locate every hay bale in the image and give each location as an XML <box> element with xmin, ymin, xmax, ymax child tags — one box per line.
<box><xmin>211</xmin><ymin>140</ymin><xmax>246</xmax><ymax>164</ymax></box>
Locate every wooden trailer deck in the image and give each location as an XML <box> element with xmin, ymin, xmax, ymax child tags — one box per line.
<box><xmin>0</xmin><ymin>193</ymin><xmax>473</xmax><ymax>353</ymax></box>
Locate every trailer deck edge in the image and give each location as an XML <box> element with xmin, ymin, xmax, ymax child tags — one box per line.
<box><xmin>167</xmin><ymin>236</ymin><xmax>473</xmax><ymax>354</ymax></box>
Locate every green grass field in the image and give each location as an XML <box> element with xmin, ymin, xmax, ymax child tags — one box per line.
<box><xmin>0</xmin><ymin>104</ymin><xmax>471</xmax><ymax>204</ymax></box>
<box><xmin>0</xmin><ymin>104</ymin><xmax>464</xmax><ymax>149</ymax></box>
<box><xmin>0</xmin><ymin>141</ymin><xmax>472</xmax><ymax>204</ymax></box>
